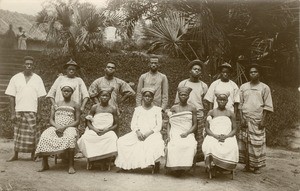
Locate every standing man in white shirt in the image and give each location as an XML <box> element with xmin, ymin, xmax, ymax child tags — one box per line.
<box><xmin>204</xmin><ymin>62</ymin><xmax>240</xmax><ymax>115</ymax></box>
<box><xmin>5</xmin><ymin>56</ymin><xmax>47</xmax><ymax>162</ymax></box>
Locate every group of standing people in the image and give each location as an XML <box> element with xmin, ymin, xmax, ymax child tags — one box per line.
<box><xmin>5</xmin><ymin>55</ymin><xmax>273</xmax><ymax>177</ymax></box>
<box><xmin>3</xmin><ymin>24</ymin><xmax>27</xmax><ymax>50</ymax></box>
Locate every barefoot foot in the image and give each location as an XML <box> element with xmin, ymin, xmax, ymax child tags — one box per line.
<box><xmin>6</xmin><ymin>155</ymin><xmax>18</xmax><ymax>162</ymax></box>
<box><xmin>242</xmin><ymin>166</ymin><xmax>252</xmax><ymax>172</ymax></box>
<box><xmin>253</xmin><ymin>168</ymin><xmax>261</xmax><ymax>174</ymax></box>
<box><xmin>68</xmin><ymin>167</ymin><xmax>76</xmax><ymax>174</ymax></box>
<box><xmin>37</xmin><ymin>165</ymin><xmax>49</xmax><ymax>172</ymax></box>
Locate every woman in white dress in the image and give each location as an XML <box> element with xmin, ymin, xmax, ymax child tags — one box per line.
<box><xmin>115</xmin><ymin>87</ymin><xmax>165</xmax><ymax>172</ymax></box>
<box><xmin>166</xmin><ymin>87</ymin><xmax>197</xmax><ymax>175</ymax></box>
<box><xmin>202</xmin><ymin>90</ymin><xmax>239</xmax><ymax>177</ymax></box>
<box><xmin>77</xmin><ymin>86</ymin><xmax>118</xmax><ymax>170</ymax></box>
<box><xmin>18</xmin><ymin>31</ymin><xmax>27</xmax><ymax>50</ymax></box>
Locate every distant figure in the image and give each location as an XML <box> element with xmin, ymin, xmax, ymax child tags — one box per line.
<box><xmin>4</xmin><ymin>24</ymin><xmax>16</xmax><ymax>49</ymax></box>
<box><xmin>17</xmin><ymin>27</ymin><xmax>23</xmax><ymax>48</ymax></box>
<box><xmin>18</xmin><ymin>31</ymin><xmax>27</xmax><ymax>50</ymax></box>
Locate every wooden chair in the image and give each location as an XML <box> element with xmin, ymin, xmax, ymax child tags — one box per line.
<box><xmin>206</xmin><ymin>157</ymin><xmax>234</xmax><ymax>180</ymax></box>
<box><xmin>86</xmin><ymin>157</ymin><xmax>114</xmax><ymax>171</ymax></box>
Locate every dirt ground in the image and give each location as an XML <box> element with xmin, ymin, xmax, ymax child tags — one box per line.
<box><xmin>0</xmin><ymin>138</ymin><xmax>299</xmax><ymax>191</ymax></box>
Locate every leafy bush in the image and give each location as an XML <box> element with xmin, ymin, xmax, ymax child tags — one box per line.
<box><xmin>0</xmin><ymin>51</ymin><xmax>298</xmax><ymax>148</ymax></box>
<box><xmin>265</xmin><ymin>83</ymin><xmax>300</xmax><ymax>146</ymax></box>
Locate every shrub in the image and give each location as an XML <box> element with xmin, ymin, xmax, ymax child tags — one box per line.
<box><xmin>265</xmin><ymin>83</ymin><xmax>300</xmax><ymax>146</ymax></box>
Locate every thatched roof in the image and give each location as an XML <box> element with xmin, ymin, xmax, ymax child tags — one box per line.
<box><xmin>0</xmin><ymin>9</ymin><xmax>46</xmax><ymax>41</ymax></box>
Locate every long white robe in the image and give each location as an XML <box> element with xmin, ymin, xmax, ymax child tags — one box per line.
<box><xmin>77</xmin><ymin>113</ymin><xmax>117</xmax><ymax>161</ymax></box>
<box><xmin>202</xmin><ymin>116</ymin><xmax>239</xmax><ymax>170</ymax></box>
<box><xmin>166</xmin><ymin>111</ymin><xmax>197</xmax><ymax>170</ymax></box>
<box><xmin>115</xmin><ymin>106</ymin><xmax>165</xmax><ymax>170</ymax></box>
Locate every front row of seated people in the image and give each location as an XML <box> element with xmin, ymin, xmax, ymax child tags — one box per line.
<box><xmin>35</xmin><ymin>83</ymin><xmax>238</xmax><ymax>175</ymax></box>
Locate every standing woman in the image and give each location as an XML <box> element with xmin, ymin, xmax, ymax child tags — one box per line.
<box><xmin>239</xmin><ymin>64</ymin><xmax>273</xmax><ymax>174</ymax></box>
<box><xmin>47</xmin><ymin>59</ymin><xmax>89</xmax><ymax>113</ymax></box>
<box><xmin>18</xmin><ymin>31</ymin><xmax>27</xmax><ymax>50</ymax></box>
<box><xmin>115</xmin><ymin>87</ymin><xmax>165</xmax><ymax>172</ymax></box>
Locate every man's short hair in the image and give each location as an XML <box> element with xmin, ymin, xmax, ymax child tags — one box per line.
<box><xmin>107</xmin><ymin>61</ymin><xmax>117</xmax><ymax>67</ymax></box>
<box><xmin>218</xmin><ymin>62</ymin><xmax>232</xmax><ymax>72</ymax></box>
<box><xmin>247</xmin><ymin>63</ymin><xmax>261</xmax><ymax>74</ymax></box>
<box><xmin>24</xmin><ymin>56</ymin><xmax>34</xmax><ymax>62</ymax></box>
<box><xmin>150</xmin><ymin>56</ymin><xmax>159</xmax><ymax>63</ymax></box>
<box><xmin>188</xmin><ymin>60</ymin><xmax>204</xmax><ymax>70</ymax></box>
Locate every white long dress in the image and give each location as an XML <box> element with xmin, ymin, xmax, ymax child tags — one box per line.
<box><xmin>166</xmin><ymin>111</ymin><xmax>197</xmax><ymax>170</ymax></box>
<box><xmin>115</xmin><ymin>106</ymin><xmax>165</xmax><ymax>170</ymax></box>
<box><xmin>77</xmin><ymin>113</ymin><xmax>118</xmax><ymax>161</ymax></box>
<box><xmin>202</xmin><ymin>116</ymin><xmax>239</xmax><ymax>170</ymax></box>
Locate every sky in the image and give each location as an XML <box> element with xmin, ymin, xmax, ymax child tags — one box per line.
<box><xmin>0</xmin><ymin>0</ymin><xmax>108</xmax><ymax>15</ymax></box>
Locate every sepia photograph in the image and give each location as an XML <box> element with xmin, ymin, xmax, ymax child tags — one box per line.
<box><xmin>0</xmin><ymin>0</ymin><xmax>299</xmax><ymax>190</ymax></box>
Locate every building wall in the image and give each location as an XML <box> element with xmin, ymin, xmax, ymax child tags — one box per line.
<box><xmin>0</xmin><ymin>36</ymin><xmax>45</xmax><ymax>51</ymax></box>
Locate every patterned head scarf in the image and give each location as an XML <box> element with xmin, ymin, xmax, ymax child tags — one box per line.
<box><xmin>99</xmin><ymin>86</ymin><xmax>114</xmax><ymax>95</ymax></box>
<box><xmin>141</xmin><ymin>87</ymin><xmax>155</xmax><ymax>95</ymax></box>
<box><xmin>215</xmin><ymin>89</ymin><xmax>230</xmax><ymax>98</ymax></box>
<box><xmin>177</xmin><ymin>86</ymin><xmax>192</xmax><ymax>95</ymax></box>
<box><xmin>60</xmin><ymin>81</ymin><xmax>76</xmax><ymax>92</ymax></box>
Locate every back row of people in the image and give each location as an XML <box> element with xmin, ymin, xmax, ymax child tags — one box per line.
<box><xmin>5</xmin><ymin>56</ymin><xmax>273</xmax><ymax>176</ymax></box>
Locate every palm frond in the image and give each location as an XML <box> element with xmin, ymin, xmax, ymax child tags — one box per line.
<box><xmin>142</xmin><ymin>11</ymin><xmax>189</xmax><ymax>57</ymax></box>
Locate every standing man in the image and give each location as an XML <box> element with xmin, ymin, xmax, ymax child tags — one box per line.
<box><xmin>204</xmin><ymin>62</ymin><xmax>240</xmax><ymax>115</ymax></box>
<box><xmin>4</xmin><ymin>24</ymin><xmax>16</xmax><ymax>49</ymax></box>
<box><xmin>136</xmin><ymin>56</ymin><xmax>169</xmax><ymax>112</ymax></box>
<box><xmin>47</xmin><ymin>59</ymin><xmax>89</xmax><ymax>113</ymax></box>
<box><xmin>174</xmin><ymin>60</ymin><xmax>208</xmax><ymax>162</ymax></box>
<box><xmin>239</xmin><ymin>64</ymin><xmax>273</xmax><ymax>174</ymax></box>
<box><xmin>5</xmin><ymin>56</ymin><xmax>47</xmax><ymax>161</ymax></box>
<box><xmin>89</xmin><ymin>61</ymin><xmax>135</xmax><ymax>115</ymax></box>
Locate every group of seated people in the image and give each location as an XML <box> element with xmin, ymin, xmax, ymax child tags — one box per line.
<box><xmin>35</xmin><ymin>81</ymin><xmax>238</xmax><ymax>177</ymax></box>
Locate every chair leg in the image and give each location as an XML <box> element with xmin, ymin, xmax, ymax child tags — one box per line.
<box><xmin>231</xmin><ymin>170</ymin><xmax>234</xmax><ymax>180</ymax></box>
<box><xmin>108</xmin><ymin>158</ymin><xmax>112</xmax><ymax>171</ymax></box>
<box><xmin>87</xmin><ymin>159</ymin><xmax>92</xmax><ymax>170</ymax></box>
<box><xmin>54</xmin><ymin>155</ymin><xmax>58</xmax><ymax>164</ymax></box>
<box><xmin>208</xmin><ymin>168</ymin><xmax>212</xmax><ymax>179</ymax></box>
<box><xmin>153</xmin><ymin>162</ymin><xmax>160</xmax><ymax>174</ymax></box>
<box><xmin>151</xmin><ymin>165</ymin><xmax>155</xmax><ymax>174</ymax></box>
<box><xmin>192</xmin><ymin>160</ymin><xmax>196</xmax><ymax>173</ymax></box>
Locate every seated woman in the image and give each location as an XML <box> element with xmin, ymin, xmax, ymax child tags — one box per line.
<box><xmin>77</xmin><ymin>86</ymin><xmax>118</xmax><ymax>170</ymax></box>
<box><xmin>166</xmin><ymin>87</ymin><xmax>197</xmax><ymax>175</ymax></box>
<box><xmin>115</xmin><ymin>87</ymin><xmax>165</xmax><ymax>172</ymax></box>
<box><xmin>35</xmin><ymin>82</ymin><xmax>80</xmax><ymax>174</ymax></box>
<box><xmin>202</xmin><ymin>90</ymin><xmax>239</xmax><ymax>174</ymax></box>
